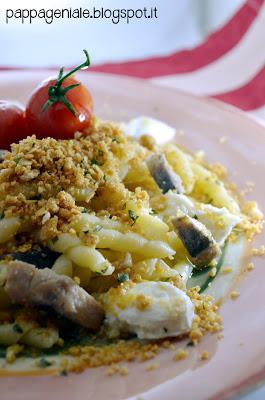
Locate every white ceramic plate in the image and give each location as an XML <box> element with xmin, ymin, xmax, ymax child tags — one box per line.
<box><xmin>0</xmin><ymin>71</ymin><xmax>265</xmax><ymax>400</ymax></box>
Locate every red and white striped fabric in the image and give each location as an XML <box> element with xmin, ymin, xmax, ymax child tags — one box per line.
<box><xmin>89</xmin><ymin>0</ymin><xmax>265</xmax><ymax>125</ymax></box>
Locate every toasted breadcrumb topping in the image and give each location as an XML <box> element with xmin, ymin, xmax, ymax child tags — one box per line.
<box><xmin>252</xmin><ymin>245</ymin><xmax>265</xmax><ymax>256</ymax></box>
<box><xmin>0</xmin><ymin>118</ymin><xmax>149</xmax><ymax>250</ymax></box>
<box><xmin>173</xmin><ymin>348</ymin><xmax>189</xmax><ymax>361</ymax></box>
<box><xmin>200</xmin><ymin>351</ymin><xmax>209</xmax><ymax>360</ymax></box>
<box><xmin>230</xmin><ymin>291</ymin><xmax>240</xmax><ymax>300</ymax></box>
<box><xmin>188</xmin><ymin>287</ymin><xmax>222</xmax><ymax>344</ymax></box>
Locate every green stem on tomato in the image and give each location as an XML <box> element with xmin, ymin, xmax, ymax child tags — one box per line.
<box><xmin>41</xmin><ymin>50</ymin><xmax>90</xmax><ymax>116</ymax></box>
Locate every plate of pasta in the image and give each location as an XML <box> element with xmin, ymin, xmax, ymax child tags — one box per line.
<box><xmin>0</xmin><ymin>54</ymin><xmax>265</xmax><ymax>400</ymax></box>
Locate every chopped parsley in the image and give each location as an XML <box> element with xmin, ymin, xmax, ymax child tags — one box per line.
<box><xmin>112</xmin><ymin>137</ymin><xmax>120</xmax><ymax>143</ymax></box>
<box><xmin>39</xmin><ymin>358</ymin><xmax>52</xmax><ymax>368</ymax></box>
<box><xmin>149</xmin><ymin>208</ymin><xmax>158</xmax><ymax>215</ymax></box>
<box><xmin>128</xmin><ymin>210</ymin><xmax>139</xmax><ymax>226</ymax></box>
<box><xmin>0</xmin><ymin>211</ymin><xmax>4</xmax><ymax>220</ymax></box>
<box><xmin>14</xmin><ymin>156</ymin><xmax>21</xmax><ymax>164</ymax></box>
<box><xmin>186</xmin><ymin>341</ymin><xmax>195</xmax><ymax>347</ymax></box>
<box><xmin>90</xmin><ymin>158</ymin><xmax>103</xmax><ymax>166</ymax></box>
<box><xmin>117</xmin><ymin>273</ymin><xmax>129</xmax><ymax>283</ymax></box>
<box><xmin>82</xmin><ymin>208</ymin><xmax>90</xmax><ymax>213</ymax></box>
<box><xmin>163</xmin><ymin>327</ymin><xmax>168</xmax><ymax>333</ymax></box>
<box><xmin>29</xmin><ymin>194</ymin><xmax>42</xmax><ymax>201</ymax></box>
<box><xmin>193</xmin><ymin>215</ymin><xmax>198</xmax><ymax>220</ymax></box>
<box><xmin>98</xmin><ymin>265</ymin><xmax>108</xmax><ymax>275</ymax></box>
<box><xmin>98</xmin><ymin>150</ymin><xmax>104</xmax><ymax>157</ymax></box>
<box><xmin>60</xmin><ymin>369</ymin><xmax>68</xmax><ymax>376</ymax></box>
<box><xmin>13</xmin><ymin>324</ymin><xmax>23</xmax><ymax>334</ymax></box>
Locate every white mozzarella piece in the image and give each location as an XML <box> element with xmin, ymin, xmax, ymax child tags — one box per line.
<box><xmin>124</xmin><ymin>116</ymin><xmax>176</xmax><ymax>144</ymax></box>
<box><xmin>104</xmin><ymin>281</ymin><xmax>194</xmax><ymax>339</ymax></box>
<box><xmin>162</xmin><ymin>193</ymin><xmax>240</xmax><ymax>246</ymax></box>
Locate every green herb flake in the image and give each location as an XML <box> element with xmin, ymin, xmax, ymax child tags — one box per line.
<box><xmin>60</xmin><ymin>369</ymin><xmax>68</xmax><ymax>376</ymax></box>
<box><xmin>128</xmin><ymin>210</ymin><xmax>139</xmax><ymax>226</ymax></box>
<box><xmin>98</xmin><ymin>150</ymin><xmax>104</xmax><ymax>157</ymax></box>
<box><xmin>112</xmin><ymin>137</ymin><xmax>120</xmax><ymax>143</ymax></box>
<box><xmin>117</xmin><ymin>272</ymin><xmax>129</xmax><ymax>283</ymax></box>
<box><xmin>0</xmin><ymin>211</ymin><xmax>4</xmax><ymax>220</ymax></box>
<box><xmin>193</xmin><ymin>215</ymin><xmax>198</xmax><ymax>220</ymax></box>
<box><xmin>98</xmin><ymin>264</ymin><xmax>108</xmax><ymax>275</ymax></box>
<box><xmin>29</xmin><ymin>194</ymin><xmax>42</xmax><ymax>201</ymax></box>
<box><xmin>14</xmin><ymin>156</ymin><xmax>21</xmax><ymax>164</ymax></box>
<box><xmin>82</xmin><ymin>208</ymin><xmax>90</xmax><ymax>214</ymax></box>
<box><xmin>93</xmin><ymin>225</ymin><xmax>103</xmax><ymax>233</ymax></box>
<box><xmin>186</xmin><ymin>341</ymin><xmax>195</xmax><ymax>347</ymax></box>
<box><xmin>149</xmin><ymin>208</ymin><xmax>158</xmax><ymax>215</ymax></box>
<box><xmin>91</xmin><ymin>158</ymin><xmax>99</xmax><ymax>166</ymax></box>
<box><xmin>13</xmin><ymin>324</ymin><xmax>23</xmax><ymax>334</ymax></box>
<box><xmin>39</xmin><ymin>358</ymin><xmax>52</xmax><ymax>368</ymax></box>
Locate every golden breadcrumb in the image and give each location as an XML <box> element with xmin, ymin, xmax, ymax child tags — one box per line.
<box><xmin>252</xmin><ymin>245</ymin><xmax>265</xmax><ymax>256</ymax></box>
<box><xmin>230</xmin><ymin>291</ymin><xmax>240</xmax><ymax>300</ymax></box>
<box><xmin>221</xmin><ymin>266</ymin><xmax>233</xmax><ymax>274</ymax></box>
<box><xmin>188</xmin><ymin>287</ymin><xmax>222</xmax><ymax>344</ymax></box>
<box><xmin>208</xmin><ymin>267</ymin><xmax>217</xmax><ymax>277</ymax></box>
<box><xmin>145</xmin><ymin>362</ymin><xmax>160</xmax><ymax>371</ymax></box>
<box><xmin>200</xmin><ymin>351</ymin><xmax>209</xmax><ymax>360</ymax></box>
<box><xmin>173</xmin><ymin>349</ymin><xmax>189</xmax><ymax>361</ymax></box>
<box><xmin>247</xmin><ymin>262</ymin><xmax>254</xmax><ymax>272</ymax></box>
<box><xmin>106</xmin><ymin>364</ymin><xmax>128</xmax><ymax>376</ymax></box>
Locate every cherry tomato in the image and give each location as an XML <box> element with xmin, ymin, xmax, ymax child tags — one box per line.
<box><xmin>25</xmin><ymin>51</ymin><xmax>93</xmax><ymax>140</ymax></box>
<box><xmin>0</xmin><ymin>101</ymin><xmax>28</xmax><ymax>149</ymax></box>
<box><xmin>25</xmin><ymin>76</ymin><xmax>93</xmax><ymax>140</ymax></box>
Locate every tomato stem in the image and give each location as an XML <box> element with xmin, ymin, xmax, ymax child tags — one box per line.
<box><xmin>41</xmin><ymin>50</ymin><xmax>91</xmax><ymax>116</ymax></box>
